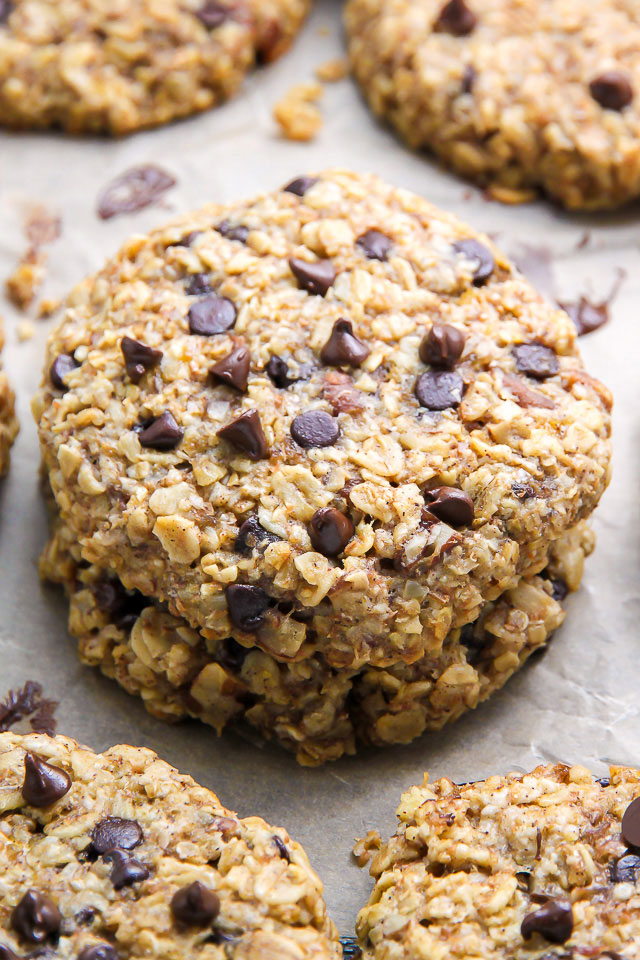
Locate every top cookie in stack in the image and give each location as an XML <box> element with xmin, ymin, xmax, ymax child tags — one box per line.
<box><xmin>34</xmin><ymin>170</ymin><xmax>612</xmax><ymax>764</ymax></box>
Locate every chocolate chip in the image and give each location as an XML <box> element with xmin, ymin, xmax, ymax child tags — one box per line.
<box><xmin>309</xmin><ymin>507</ymin><xmax>354</xmax><ymax>556</ymax></box>
<box><xmin>22</xmin><ymin>753</ymin><xmax>71</xmax><ymax>808</ymax></box>
<box><xmin>596</xmin><ymin>776</ymin><xmax>610</xmax><ymax>787</ymax></box>
<box><xmin>0</xmin><ymin>1</ymin><xmax>12</xmax><ymax>25</ymax></box>
<box><xmin>320</xmin><ymin>319</ymin><xmax>369</xmax><ymax>367</ymax></box>
<box><xmin>273</xmin><ymin>836</ymin><xmax>291</xmax><ymax>862</ymax></box>
<box><xmin>97</xmin><ymin>166</ymin><xmax>176</xmax><ymax>220</ymax></box>
<box><xmin>424</xmin><ymin>487</ymin><xmax>474</xmax><ymax>526</ymax></box>
<box><xmin>611</xmin><ymin>853</ymin><xmax>640</xmax><ymax>883</ymax></box>
<box><xmin>415</xmin><ymin>370</ymin><xmax>463</xmax><ymax>410</ymax></box>
<box><xmin>435</xmin><ymin>0</ymin><xmax>477</xmax><ymax>36</ymax></box>
<box><xmin>236</xmin><ymin>515</ymin><xmax>281</xmax><ymax>553</ymax></box>
<box><xmin>289</xmin><ymin>257</ymin><xmax>336</xmax><ymax>297</ymax></box>
<box><xmin>291</xmin><ymin>410</ymin><xmax>340</xmax><ymax>448</ymax></box>
<box><xmin>196</xmin><ymin>1</ymin><xmax>229</xmax><ymax>28</ymax></box>
<box><xmin>188</xmin><ymin>295</ymin><xmax>237</xmax><ymax>335</ymax></box>
<box><xmin>210</xmin><ymin>346</ymin><xmax>250</xmax><ymax>392</ymax></box>
<box><xmin>0</xmin><ymin>946</ymin><xmax>19</xmax><ymax>960</ymax></box>
<box><xmin>170</xmin><ymin>881</ymin><xmax>220</xmax><ymax>926</ymax></box>
<box><xmin>549</xmin><ymin>578</ymin><xmax>568</xmax><ymax>603</ymax></box>
<box><xmin>92</xmin><ymin>581</ymin><xmax>147</xmax><ymax>631</ymax></box>
<box><xmin>340</xmin><ymin>938</ymin><xmax>362</xmax><ymax>960</ymax></box>
<box><xmin>50</xmin><ymin>354</ymin><xmax>78</xmax><ymax>391</ymax></box>
<box><xmin>217</xmin><ymin>409</ymin><xmax>269</xmax><ymax>460</ymax></box>
<box><xmin>77</xmin><ymin>945</ymin><xmax>118</xmax><ymax>960</ymax></box>
<box><xmin>103</xmin><ymin>850</ymin><xmax>149</xmax><ymax>890</ymax></box>
<box><xmin>226</xmin><ymin>584</ymin><xmax>269</xmax><ymax>632</ymax></box>
<box><xmin>138</xmin><ymin>411</ymin><xmax>183</xmax><ymax>450</ymax></box>
<box><xmin>322</xmin><ymin>372</ymin><xmax>365</xmax><ymax>415</ymax></box>
<box><xmin>461</xmin><ymin>64</ymin><xmax>475</xmax><ymax>93</ymax></box>
<box><xmin>419</xmin><ymin>324</ymin><xmax>465</xmax><ymax>368</ymax></box>
<box><xmin>266</xmin><ymin>355</ymin><xmax>311</xmax><ymax>388</ymax></box>
<box><xmin>589</xmin><ymin>71</ymin><xmax>633</xmax><ymax>111</ymax></box>
<box><xmin>216</xmin><ymin>220</ymin><xmax>249</xmax><ymax>243</ymax></box>
<box><xmin>513</xmin><ymin>344</ymin><xmax>559</xmax><ymax>380</ymax></box>
<box><xmin>218</xmin><ymin>638</ymin><xmax>248</xmax><ymax>672</ymax></box>
<box><xmin>356</xmin><ymin>230</ymin><xmax>392</xmax><ymax>261</ymax></box>
<box><xmin>453</xmin><ymin>238</ymin><xmax>494</xmax><ymax>284</ymax></box>
<box><xmin>120</xmin><ymin>337</ymin><xmax>162</xmax><ymax>383</ymax></box>
<box><xmin>91</xmin><ymin>818</ymin><xmax>143</xmax><ymax>854</ymax></box>
<box><xmin>283</xmin><ymin>176</ymin><xmax>318</xmax><ymax>197</ymax></box>
<box><xmin>185</xmin><ymin>273</ymin><xmax>212</xmax><ymax>296</ymax></box>
<box><xmin>622</xmin><ymin>797</ymin><xmax>640</xmax><ymax>849</ymax></box>
<box><xmin>11</xmin><ymin>892</ymin><xmax>61</xmax><ymax>944</ymax></box>
<box><xmin>521</xmin><ymin>899</ymin><xmax>573</xmax><ymax>944</ymax></box>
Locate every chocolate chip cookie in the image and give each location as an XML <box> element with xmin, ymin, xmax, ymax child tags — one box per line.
<box><xmin>345</xmin><ymin>0</ymin><xmax>640</xmax><ymax>209</ymax></box>
<box><xmin>33</xmin><ymin>170</ymin><xmax>611</xmax><ymax>763</ymax></box>
<box><xmin>0</xmin><ymin>319</ymin><xmax>18</xmax><ymax>475</ymax></box>
<box><xmin>356</xmin><ymin>762</ymin><xmax>640</xmax><ymax>958</ymax></box>
<box><xmin>0</xmin><ymin>731</ymin><xmax>339</xmax><ymax>958</ymax></box>
<box><xmin>0</xmin><ymin>0</ymin><xmax>309</xmax><ymax>134</ymax></box>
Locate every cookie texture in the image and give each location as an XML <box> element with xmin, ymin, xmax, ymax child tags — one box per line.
<box><xmin>33</xmin><ymin>170</ymin><xmax>611</xmax><ymax>763</ymax></box>
<box><xmin>345</xmin><ymin>0</ymin><xmax>640</xmax><ymax>209</ymax></box>
<box><xmin>0</xmin><ymin>0</ymin><xmax>309</xmax><ymax>134</ymax></box>
<box><xmin>0</xmin><ymin>731</ymin><xmax>339</xmax><ymax>958</ymax></box>
<box><xmin>356</xmin><ymin>762</ymin><xmax>640</xmax><ymax>958</ymax></box>
<box><xmin>0</xmin><ymin>319</ymin><xmax>18</xmax><ymax>475</ymax></box>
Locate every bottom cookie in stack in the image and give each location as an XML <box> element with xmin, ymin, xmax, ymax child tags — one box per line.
<box><xmin>355</xmin><ymin>762</ymin><xmax>640</xmax><ymax>958</ymax></box>
<box><xmin>41</xmin><ymin>506</ymin><xmax>593</xmax><ymax>766</ymax></box>
<box><xmin>0</xmin><ymin>319</ymin><xmax>18</xmax><ymax>475</ymax></box>
<box><xmin>0</xmin><ymin>731</ymin><xmax>339</xmax><ymax>959</ymax></box>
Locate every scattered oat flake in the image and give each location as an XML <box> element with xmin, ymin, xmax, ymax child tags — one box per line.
<box><xmin>273</xmin><ymin>83</ymin><xmax>323</xmax><ymax>142</ymax></box>
<box><xmin>97</xmin><ymin>165</ymin><xmax>177</xmax><ymax>220</ymax></box>
<box><xmin>0</xmin><ymin>681</ymin><xmax>58</xmax><ymax>735</ymax></box>
<box><xmin>484</xmin><ymin>184</ymin><xmax>537</xmax><ymax>205</ymax></box>
<box><xmin>315</xmin><ymin>58</ymin><xmax>347</xmax><ymax>82</ymax></box>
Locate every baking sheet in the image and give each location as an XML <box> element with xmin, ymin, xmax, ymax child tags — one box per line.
<box><xmin>0</xmin><ymin>0</ymin><xmax>638</xmax><ymax>935</ymax></box>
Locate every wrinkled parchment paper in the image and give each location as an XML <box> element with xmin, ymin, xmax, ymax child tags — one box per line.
<box><xmin>0</xmin><ymin>0</ymin><xmax>638</xmax><ymax>934</ymax></box>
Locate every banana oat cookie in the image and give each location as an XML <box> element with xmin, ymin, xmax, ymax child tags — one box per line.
<box><xmin>345</xmin><ymin>0</ymin><xmax>640</xmax><ymax>210</ymax></box>
<box><xmin>0</xmin><ymin>0</ymin><xmax>309</xmax><ymax>134</ymax></box>
<box><xmin>356</xmin><ymin>763</ymin><xmax>640</xmax><ymax>959</ymax></box>
<box><xmin>0</xmin><ymin>731</ymin><xmax>339</xmax><ymax>958</ymax></box>
<box><xmin>0</xmin><ymin>319</ymin><xmax>18</xmax><ymax>475</ymax></box>
<box><xmin>33</xmin><ymin>170</ymin><xmax>611</xmax><ymax>762</ymax></box>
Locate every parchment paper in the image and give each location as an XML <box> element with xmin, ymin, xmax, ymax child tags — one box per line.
<box><xmin>0</xmin><ymin>0</ymin><xmax>638</xmax><ymax>935</ymax></box>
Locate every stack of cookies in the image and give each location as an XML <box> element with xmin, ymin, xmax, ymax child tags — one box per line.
<box><xmin>33</xmin><ymin>169</ymin><xmax>611</xmax><ymax>765</ymax></box>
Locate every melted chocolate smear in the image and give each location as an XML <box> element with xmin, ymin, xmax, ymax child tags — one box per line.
<box><xmin>97</xmin><ymin>166</ymin><xmax>176</xmax><ymax>220</ymax></box>
<box><xmin>558</xmin><ymin>268</ymin><xmax>626</xmax><ymax>336</ymax></box>
<box><xmin>509</xmin><ymin>243</ymin><xmax>556</xmax><ymax>303</ymax></box>
<box><xmin>0</xmin><ymin>682</ymin><xmax>58</xmax><ymax>736</ymax></box>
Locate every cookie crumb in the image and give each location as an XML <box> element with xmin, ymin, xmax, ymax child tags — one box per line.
<box><xmin>484</xmin><ymin>184</ymin><xmax>538</xmax><ymax>205</ymax></box>
<box><xmin>315</xmin><ymin>58</ymin><xmax>347</xmax><ymax>82</ymax></box>
<box><xmin>17</xmin><ymin>319</ymin><xmax>35</xmax><ymax>341</ymax></box>
<box><xmin>37</xmin><ymin>296</ymin><xmax>62</xmax><ymax>319</ymax></box>
<box><xmin>273</xmin><ymin>82</ymin><xmax>323</xmax><ymax>141</ymax></box>
<box><xmin>0</xmin><ymin>681</ymin><xmax>58</xmax><ymax>735</ymax></box>
<box><xmin>352</xmin><ymin>830</ymin><xmax>382</xmax><ymax>867</ymax></box>
<box><xmin>5</xmin><ymin>252</ymin><xmax>46</xmax><ymax>309</ymax></box>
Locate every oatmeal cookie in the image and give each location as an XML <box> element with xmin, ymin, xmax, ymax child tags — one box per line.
<box><xmin>0</xmin><ymin>731</ymin><xmax>339</xmax><ymax>958</ymax></box>
<box><xmin>33</xmin><ymin>170</ymin><xmax>610</xmax><ymax>761</ymax></box>
<box><xmin>0</xmin><ymin>0</ymin><xmax>309</xmax><ymax>134</ymax></box>
<box><xmin>345</xmin><ymin>0</ymin><xmax>640</xmax><ymax>210</ymax></box>
<box><xmin>0</xmin><ymin>319</ymin><xmax>18</xmax><ymax>475</ymax></box>
<box><xmin>356</xmin><ymin>762</ymin><xmax>640</xmax><ymax>958</ymax></box>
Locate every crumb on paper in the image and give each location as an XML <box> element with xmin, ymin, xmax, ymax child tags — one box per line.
<box><xmin>5</xmin><ymin>251</ymin><xmax>46</xmax><ymax>310</ymax></box>
<box><xmin>24</xmin><ymin>204</ymin><xmax>61</xmax><ymax>249</ymax></box>
<box><xmin>273</xmin><ymin>82</ymin><xmax>323</xmax><ymax>142</ymax></box>
<box><xmin>17</xmin><ymin>320</ymin><xmax>35</xmax><ymax>342</ymax></box>
<box><xmin>352</xmin><ymin>829</ymin><xmax>382</xmax><ymax>867</ymax></box>
<box><xmin>37</xmin><ymin>296</ymin><xmax>62</xmax><ymax>319</ymax></box>
<box><xmin>484</xmin><ymin>184</ymin><xmax>537</xmax><ymax>205</ymax></box>
<box><xmin>0</xmin><ymin>681</ymin><xmax>58</xmax><ymax>736</ymax></box>
<box><xmin>315</xmin><ymin>58</ymin><xmax>347</xmax><ymax>82</ymax></box>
